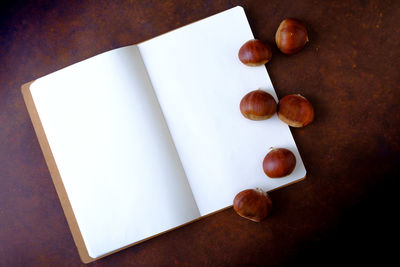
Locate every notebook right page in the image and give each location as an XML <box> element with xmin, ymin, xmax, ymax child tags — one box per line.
<box><xmin>138</xmin><ymin>6</ymin><xmax>306</xmax><ymax>216</ymax></box>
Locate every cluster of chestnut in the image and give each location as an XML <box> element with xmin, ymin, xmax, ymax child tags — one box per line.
<box><xmin>233</xmin><ymin>18</ymin><xmax>314</xmax><ymax>222</ymax></box>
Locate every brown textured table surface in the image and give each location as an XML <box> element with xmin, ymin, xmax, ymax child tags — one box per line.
<box><xmin>1</xmin><ymin>0</ymin><xmax>399</xmax><ymax>266</ymax></box>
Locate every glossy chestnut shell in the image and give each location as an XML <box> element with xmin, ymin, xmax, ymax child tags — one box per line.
<box><xmin>263</xmin><ymin>148</ymin><xmax>296</xmax><ymax>178</ymax></box>
<box><xmin>238</xmin><ymin>39</ymin><xmax>272</xmax><ymax>66</ymax></box>
<box><xmin>275</xmin><ymin>18</ymin><xmax>309</xmax><ymax>55</ymax></box>
<box><xmin>233</xmin><ymin>188</ymin><xmax>272</xmax><ymax>222</ymax></box>
<box><xmin>277</xmin><ymin>94</ymin><xmax>314</xmax><ymax>127</ymax></box>
<box><xmin>240</xmin><ymin>90</ymin><xmax>277</xmax><ymax>120</ymax></box>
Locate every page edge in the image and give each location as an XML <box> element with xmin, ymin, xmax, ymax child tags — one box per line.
<box><xmin>21</xmin><ymin>81</ymin><xmax>96</xmax><ymax>264</ymax></box>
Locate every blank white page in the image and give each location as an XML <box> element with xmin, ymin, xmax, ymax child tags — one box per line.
<box><xmin>139</xmin><ymin>6</ymin><xmax>306</xmax><ymax>215</ymax></box>
<box><xmin>30</xmin><ymin>45</ymin><xmax>200</xmax><ymax>258</ymax></box>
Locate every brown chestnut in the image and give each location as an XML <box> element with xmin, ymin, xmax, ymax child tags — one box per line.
<box><xmin>233</xmin><ymin>188</ymin><xmax>272</xmax><ymax>222</ymax></box>
<box><xmin>277</xmin><ymin>94</ymin><xmax>314</xmax><ymax>127</ymax></box>
<box><xmin>240</xmin><ymin>90</ymin><xmax>277</xmax><ymax>120</ymax></box>
<box><xmin>263</xmin><ymin>148</ymin><xmax>296</xmax><ymax>178</ymax></box>
<box><xmin>238</xmin><ymin>39</ymin><xmax>272</xmax><ymax>66</ymax></box>
<box><xmin>275</xmin><ymin>18</ymin><xmax>309</xmax><ymax>55</ymax></box>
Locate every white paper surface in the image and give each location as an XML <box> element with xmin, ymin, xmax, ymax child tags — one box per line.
<box><xmin>30</xmin><ymin>45</ymin><xmax>200</xmax><ymax>258</ymax></box>
<box><xmin>139</xmin><ymin>6</ymin><xmax>306</xmax><ymax>215</ymax></box>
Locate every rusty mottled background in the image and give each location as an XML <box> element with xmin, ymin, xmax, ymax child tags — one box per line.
<box><xmin>1</xmin><ymin>0</ymin><xmax>399</xmax><ymax>266</ymax></box>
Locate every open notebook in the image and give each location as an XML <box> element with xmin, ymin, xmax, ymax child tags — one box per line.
<box><xmin>21</xmin><ymin>6</ymin><xmax>306</xmax><ymax>263</ymax></box>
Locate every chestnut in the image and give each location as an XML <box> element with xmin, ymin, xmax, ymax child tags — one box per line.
<box><xmin>233</xmin><ymin>188</ymin><xmax>272</xmax><ymax>222</ymax></box>
<box><xmin>240</xmin><ymin>90</ymin><xmax>277</xmax><ymax>120</ymax></box>
<box><xmin>263</xmin><ymin>148</ymin><xmax>296</xmax><ymax>178</ymax></box>
<box><xmin>277</xmin><ymin>94</ymin><xmax>314</xmax><ymax>127</ymax></box>
<box><xmin>275</xmin><ymin>18</ymin><xmax>309</xmax><ymax>55</ymax></box>
<box><xmin>238</xmin><ymin>39</ymin><xmax>272</xmax><ymax>66</ymax></box>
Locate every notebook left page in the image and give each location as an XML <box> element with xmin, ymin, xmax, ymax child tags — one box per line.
<box><xmin>28</xmin><ymin>45</ymin><xmax>200</xmax><ymax>259</ymax></box>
